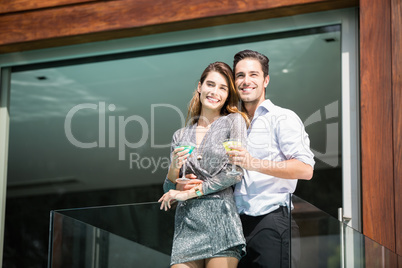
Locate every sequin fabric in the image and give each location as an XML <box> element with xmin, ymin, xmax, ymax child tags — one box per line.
<box><xmin>163</xmin><ymin>113</ymin><xmax>247</xmax><ymax>265</ymax></box>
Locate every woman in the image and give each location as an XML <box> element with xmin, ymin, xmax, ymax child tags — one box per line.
<box><xmin>158</xmin><ymin>62</ymin><xmax>249</xmax><ymax>268</ymax></box>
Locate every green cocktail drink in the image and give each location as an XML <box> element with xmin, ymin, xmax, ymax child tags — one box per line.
<box><xmin>175</xmin><ymin>142</ymin><xmax>196</xmax><ymax>183</ymax></box>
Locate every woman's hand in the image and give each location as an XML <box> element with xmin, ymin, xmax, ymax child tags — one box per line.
<box><xmin>158</xmin><ymin>190</ymin><xmax>192</xmax><ymax>211</ymax></box>
<box><xmin>167</xmin><ymin>147</ymin><xmax>191</xmax><ymax>183</ymax></box>
<box><xmin>170</xmin><ymin>147</ymin><xmax>191</xmax><ymax>170</ymax></box>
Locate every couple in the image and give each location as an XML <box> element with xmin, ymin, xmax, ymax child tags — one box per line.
<box><xmin>159</xmin><ymin>50</ymin><xmax>315</xmax><ymax>268</ymax></box>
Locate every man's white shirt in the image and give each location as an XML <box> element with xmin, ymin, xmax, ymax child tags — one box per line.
<box><xmin>234</xmin><ymin>99</ymin><xmax>315</xmax><ymax>216</ymax></box>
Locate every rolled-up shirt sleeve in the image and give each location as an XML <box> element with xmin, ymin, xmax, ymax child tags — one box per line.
<box><xmin>276</xmin><ymin>111</ymin><xmax>315</xmax><ymax>168</ymax></box>
<box><xmin>162</xmin><ymin>129</ymin><xmax>183</xmax><ymax>193</ymax></box>
<box><xmin>163</xmin><ymin>177</ymin><xmax>176</xmax><ymax>193</ymax></box>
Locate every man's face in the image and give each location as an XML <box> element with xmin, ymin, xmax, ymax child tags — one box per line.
<box><xmin>234</xmin><ymin>59</ymin><xmax>269</xmax><ymax>105</ymax></box>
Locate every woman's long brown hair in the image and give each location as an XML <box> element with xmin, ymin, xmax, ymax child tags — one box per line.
<box><xmin>185</xmin><ymin>62</ymin><xmax>250</xmax><ymax>127</ymax></box>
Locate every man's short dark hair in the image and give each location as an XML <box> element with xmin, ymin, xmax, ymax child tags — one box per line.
<box><xmin>233</xmin><ymin>50</ymin><xmax>269</xmax><ymax>77</ymax></box>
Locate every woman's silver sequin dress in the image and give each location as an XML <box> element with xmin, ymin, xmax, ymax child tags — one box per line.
<box><xmin>163</xmin><ymin>113</ymin><xmax>247</xmax><ymax>265</ymax></box>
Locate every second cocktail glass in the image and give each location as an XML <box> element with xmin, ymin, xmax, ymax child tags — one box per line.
<box><xmin>222</xmin><ymin>138</ymin><xmax>242</xmax><ymax>175</ymax></box>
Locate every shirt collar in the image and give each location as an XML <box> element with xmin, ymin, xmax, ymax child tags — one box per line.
<box><xmin>253</xmin><ymin>99</ymin><xmax>275</xmax><ymax>119</ymax></box>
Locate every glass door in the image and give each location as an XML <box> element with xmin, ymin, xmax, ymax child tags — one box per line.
<box><xmin>0</xmin><ymin>8</ymin><xmax>359</xmax><ymax>267</ymax></box>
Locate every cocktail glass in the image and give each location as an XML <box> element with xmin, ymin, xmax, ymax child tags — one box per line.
<box><xmin>222</xmin><ymin>138</ymin><xmax>242</xmax><ymax>175</ymax></box>
<box><xmin>175</xmin><ymin>141</ymin><xmax>196</xmax><ymax>183</ymax></box>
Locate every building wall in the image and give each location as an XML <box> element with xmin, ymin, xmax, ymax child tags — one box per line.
<box><xmin>0</xmin><ymin>0</ymin><xmax>401</xmax><ymax>259</ymax></box>
<box><xmin>0</xmin><ymin>0</ymin><xmax>358</xmax><ymax>53</ymax></box>
<box><xmin>359</xmin><ymin>0</ymin><xmax>402</xmax><ymax>258</ymax></box>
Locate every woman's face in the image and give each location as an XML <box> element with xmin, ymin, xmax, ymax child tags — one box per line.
<box><xmin>197</xmin><ymin>71</ymin><xmax>229</xmax><ymax>114</ymax></box>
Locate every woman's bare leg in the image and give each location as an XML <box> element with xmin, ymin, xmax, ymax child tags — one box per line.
<box><xmin>205</xmin><ymin>257</ymin><xmax>239</xmax><ymax>268</ymax></box>
<box><xmin>172</xmin><ymin>259</ymin><xmax>204</xmax><ymax>268</ymax></box>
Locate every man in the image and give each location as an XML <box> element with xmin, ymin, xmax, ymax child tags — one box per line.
<box><xmin>227</xmin><ymin>50</ymin><xmax>315</xmax><ymax>267</ymax></box>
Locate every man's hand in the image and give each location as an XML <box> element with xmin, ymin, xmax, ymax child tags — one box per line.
<box><xmin>227</xmin><ymin>146</ymin><xmax>257</xmax><ymax>171</ymax></box>
<box><xmin>176</xmin><ymin>174</ymin><xmax>203</xmax><ymax>191</ymax></box>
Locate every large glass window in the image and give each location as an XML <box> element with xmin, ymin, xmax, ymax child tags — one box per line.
<box><xmin>5</xmin><ymin>24</ymin><xmax>343</xmax><ymax>267</ymax></box>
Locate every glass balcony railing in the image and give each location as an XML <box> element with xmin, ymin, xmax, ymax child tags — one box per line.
<box><xmin>48</xmin><ymin>195</ymin><xmax>399</xmax><ymax>267</ymax></box>
<box><xmin>291</xmin><ymin>195</ymin><xmax>399</xmax><ymax>268</ymax></box>
<box><xmin>47</xmin><ymin>202</ymin><xmax>175</xmax><ymax>267</ymax></box>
